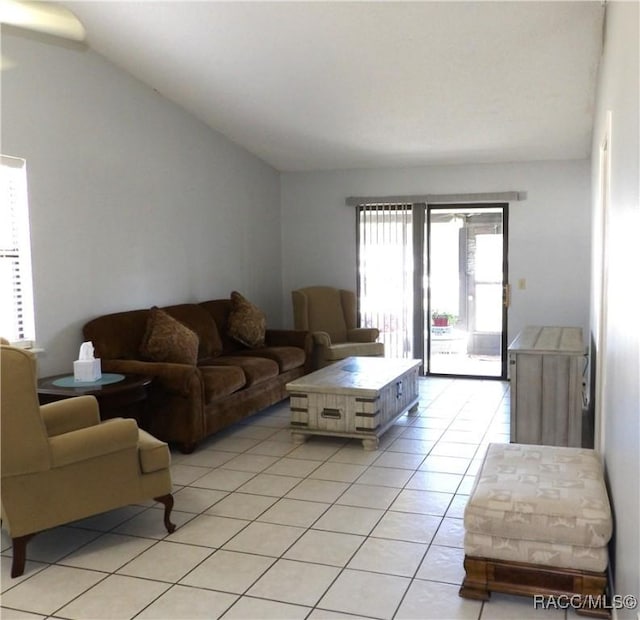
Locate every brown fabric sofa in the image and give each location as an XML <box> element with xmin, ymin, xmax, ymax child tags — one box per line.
<box><xmin>83</xmin><ymin>298</ymin><xmax>312</xmax><ymax>453</ymax></box>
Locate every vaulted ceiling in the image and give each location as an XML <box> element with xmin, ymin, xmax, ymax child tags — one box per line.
<box><xmin>63</xmin><ymin>1</ymin><xmax>604</xmax><ymax>172</ymax></box>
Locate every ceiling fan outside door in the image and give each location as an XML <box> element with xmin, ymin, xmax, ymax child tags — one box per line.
<box><xmin>0</xmin><ymin>0</ymin><xmax>85</xmax><ymax>41</ymax></box>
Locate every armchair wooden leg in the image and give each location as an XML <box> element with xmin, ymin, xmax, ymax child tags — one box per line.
<box><xmin>154</xmin><ymin>494</ymin><xmax>176</xmax><ymax>534</ymax></box>
<box><xmin>11</xmin><ymin>533</ymin><xmax>35</xmax><ymax>578</ymax></box>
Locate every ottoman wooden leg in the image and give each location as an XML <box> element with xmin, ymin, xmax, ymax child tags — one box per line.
<box><xmin>459</xmin><ymin>555</ymin><xmax>491</xmax><ymax>601</ymax></box>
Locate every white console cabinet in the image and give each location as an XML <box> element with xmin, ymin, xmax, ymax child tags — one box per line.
<box><xmin>508</xmin><ymin>326</ymin><xmax>585</xmax><ymax>447</ymax></box>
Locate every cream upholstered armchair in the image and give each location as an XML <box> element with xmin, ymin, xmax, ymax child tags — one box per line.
<box><xmin>292</xmin><ymin>286</ymin><xmax>384</xmax><ymax>368</ymax></box>
<box><xmin>0</xmin><ymin>344</ymin><xmax>176</xmax><ymax>578</ymax></box>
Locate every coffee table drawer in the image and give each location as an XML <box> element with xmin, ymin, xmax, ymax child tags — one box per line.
<box><xmin>291</xmin><ymin>392</ymin><xmax>384</xmax><ymax>433</ymax></box>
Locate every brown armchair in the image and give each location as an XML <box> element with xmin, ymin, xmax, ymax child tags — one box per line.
<box><xmin>0</xmin><ymin>344</ymin><xmax>176</xmax><ymax>578</ymax></box>
<box><xmin>292</xmin><ymin>286</ymin><xmax>384</xmax><ymax>368</ymax></box>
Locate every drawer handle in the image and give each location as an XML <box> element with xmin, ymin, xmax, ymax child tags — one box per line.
<box><xmin>321</xmin><ymin>408</ymin><xmax>342</xmax><ymax>419</ymax></box>
<box><xmin>396</xmin><ymin>380</ymin><xmax>403</xmax><ymax>398</ymax></box>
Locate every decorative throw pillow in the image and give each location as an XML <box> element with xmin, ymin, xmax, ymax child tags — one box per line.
<box><xmin>227</xmin><ymin>291</ymin><xmax>266</xmax><ymax>348</ymax></box>
<box><xmin>140</xmin><ymin>307</ymin><xmax>199</xmax><ymax>365</ymax></box>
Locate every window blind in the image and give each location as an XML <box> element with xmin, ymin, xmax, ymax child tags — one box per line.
<box><xmin>357</xmin><ymin>203</ymin><xmax>414</xmax><ymax>359</ymax></box>
<box><xmin>1</xmin><ymin>155</ymin><xmax>36</xmax><ymax>344</ymax></box>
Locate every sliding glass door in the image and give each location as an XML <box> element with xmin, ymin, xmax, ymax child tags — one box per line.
<box><xmin>427</xmin><ymin>205</ymin><xmax>508</xmax><ymax>378</ymax></box>
<box><xmin>357</xmin><ymin>203</ymin><xmax>508</xmax><ymax>379</ymax></box>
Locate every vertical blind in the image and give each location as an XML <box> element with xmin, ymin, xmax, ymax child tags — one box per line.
<box><xmin>357</xmin><ymin>204</ymin><xmax>413</xmax><ymax>358</ymax></box>
<box><xmin>1</xmin><ymin>155</ymin><xmax>35</xmax><ymax>344</ymax></box>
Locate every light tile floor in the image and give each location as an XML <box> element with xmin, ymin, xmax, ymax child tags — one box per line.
<box><xmin>1</xmin><ymin>377</ymin><xmax>576</xmax><ymax>619</ymax></box>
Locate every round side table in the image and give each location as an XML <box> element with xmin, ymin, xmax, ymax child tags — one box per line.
<box><xmin>37</xmin><ymin>373</ymin><xmax>152</xmax><ymax>421</ymax></box>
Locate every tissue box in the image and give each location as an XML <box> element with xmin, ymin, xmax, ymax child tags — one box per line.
<box><xmin>73</xmin><ymin>359</ymin><xmax>102</xmax><ymax>382</ymax></box>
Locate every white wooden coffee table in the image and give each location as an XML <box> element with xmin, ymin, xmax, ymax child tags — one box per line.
<box><xmin>286</xmin><ymin>356</ymin><xmax>422</xmax><ymax>450</ymax></box>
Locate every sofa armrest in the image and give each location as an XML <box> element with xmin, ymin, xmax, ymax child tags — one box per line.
<box><xmin>49</xmin><ymin>418</ymin><xmax>139</xmax><ymax>468</ymax></box>
<box><xmin>347</xmin><ymin>328</ymin><xmax>379</xmax><ymax>343</ymax></box>
<box><xmin>41</xmin><ymin>396</ymin><xmax>100</xmax><ymax>437</ymax></box>
<box><xmin>101</xmin><ymin>359</ymin><xmax>199</xmax><ymax>397</ymax></box>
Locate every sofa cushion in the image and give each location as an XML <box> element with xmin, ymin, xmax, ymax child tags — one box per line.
<box><xmin>235</xmin><ymin>346</ymin><xmax>305</xmax><ymax>373</ymax></box>
<box><xmin>199</xmin><ymin>299</ymin><xmax>240</xmax><ymax>354</ymax></box>
<box><xmin>140</xmin><ymin>307</ymin><xmax>199</xmax><ymax>365</ymax></box>
<box><xmin>206</xmin><ymin>356</ymin><xmax>279</xmax><ymax>387</ymax></box>
<box><xmin>84</xmin><ymin>309</ymin><xmax>150</xmax><ymax>360</ymax></box>
<box><xmin>163</xmin><ymin>303</ymin><xmax>223</xmax><ymax>359</ymax></box>
<box><xmin>227</xmin><ymin>291</ymin><xmax>266</xmax><ymax>348</ymax></box>
<box><xmin>199</xmin><ymin>365</ymin><xmax>246</xmax><ymax>403</ymax></box>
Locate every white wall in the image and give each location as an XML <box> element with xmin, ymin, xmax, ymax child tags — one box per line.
<box><xmin>590</xmin><ymin>2</ymin><xmax>639</xmax><ymax>612</ymax></box>
<box><xmin>2</xmin><ymin>31</ymin><xmax>281</xmax><ymax>376</ymax></box>
<box><xmin>281</xmin><ymin>159</ymin><xmax>591</xmax><ymax>346</ymax></box>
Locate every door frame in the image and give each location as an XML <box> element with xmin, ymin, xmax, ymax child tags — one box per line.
<box><xmin>425</xmin><ymin>203</ymin><xmax>509</xmax><ymax>380</ymax></box>
<box><xmin>594</xmin><ymin>113</ymin><xmax>611</xmax><ymax>454</ymax></box>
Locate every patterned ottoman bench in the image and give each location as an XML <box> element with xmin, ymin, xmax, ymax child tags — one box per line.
<box><xmin>459</xmin><ymin>443</ymin><xmax>613</xmax><ymax>618</ymax></box>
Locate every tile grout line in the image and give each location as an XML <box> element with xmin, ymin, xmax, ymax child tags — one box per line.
<box><xmin>1</xmin><ymin>378</ymin><xmax>520</xmax><ymax>620</ymax></box>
